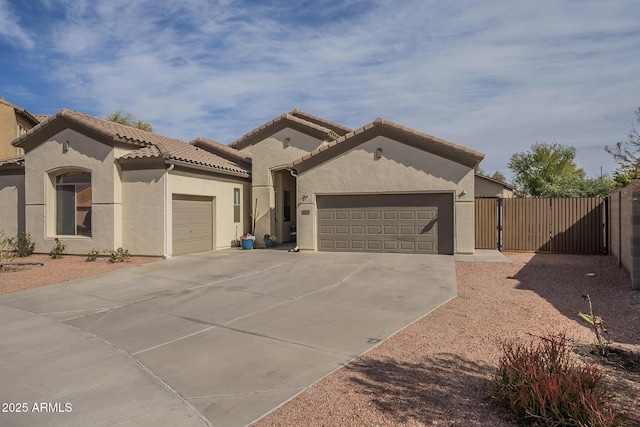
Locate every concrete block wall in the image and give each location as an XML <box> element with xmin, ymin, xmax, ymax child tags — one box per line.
<box><xmin>608</xmin><ymin>180</ymin><xmax>640</xmax><ymax>290</ymax></box>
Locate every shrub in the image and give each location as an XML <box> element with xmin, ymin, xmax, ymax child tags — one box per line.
<box><xmin>492</xmin><ymin>332</ymin><xmax>620</xmax><ymax>426</ymax></box>
<box><xmin>86</xmin><ymin>249</ymin><xmax>100</xmax><ymax>262</ymax></box>
<box><xmin>0</xmin><ymin>230</ymin><xmax>18</xmax><ymax>268</ymax></box>
<box><xmin>107</xmin><ymin>247</ymin><xmax>131</xmax><ymax>263</ymax></box>
<box><xmin>8</xmin><ymin>232</ymin><xmax>35</xmax><ymax>257</ymax></box>
<box><xmin>50</xmin><ymin>238</ymin><xmax>66</xmax><ymax>259</ymax></box>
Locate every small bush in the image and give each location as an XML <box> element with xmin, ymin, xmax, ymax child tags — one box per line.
<box><xmin>86</xmin><ymin>249</ymin><xmax>100</xmax><ymax>262</ymax></box>
<box><xmin>9</xmin><ymin>232</ymin><xmax>36</xmax><ymax>257</ymax></box>
<box><xmin>107</xmin><ymin>247</ymin><xmax>131</xmax><ymax>263</ymax></box>
<box><xmin>50</xmin><ymin>238</ymin><xmax>66</xmax><ymax>259</ymax></box>
<box><xmin>492</xmin><ymin>332</ymin><xmax>620</xmax><ymax>426</ymax></box>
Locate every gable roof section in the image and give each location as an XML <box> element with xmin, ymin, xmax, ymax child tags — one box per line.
<box><xmin>289</xmin><ymin>118</ymin><xmax>485</xmax><ymax>171</ymax></box>
<box><xmin>229</xmin><ymin>111</ymin><xmax>340</xmax><ymax>150</ymax></box>
<box><xmin>0</xmin><ymin>98</ymin><xmax>40</xmax><ymax>126</ymax></box>
<box><xmin>475</xmin><ymin>172</ymin><xmax>516</xmax><ymax>190</ymax></box>
<box><xmin>289</xmin><ymin>109</ymin><xmax>352</xmax><ymax>137</ymax></box>
<box><xmin>12</xmin><ymin>109</ymin><xmax>250</xmax><ymax>177</ymax></box>
<box><xmin>190</xmin><ymin>137</ymin><xmax>252</xmax><ymax>166</ymax></box>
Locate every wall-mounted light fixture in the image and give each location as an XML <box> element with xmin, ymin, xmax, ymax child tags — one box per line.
<box><xmin>302</xmin><ymin>193</ymin><xmax>309</xmax><ymax>199</ymax></box>
<box><xmin>459</xmin><ymin>190</ymin><xmax>467</xmax><ymax>197</ymax></box>
<box><xmin>284</xmin><ymin>137</ymin><xmax>291</xmax><ymax>147</ymax></box>
<box><xmin>62</xmin><ymin>140</ymin><xmax>69</xmax><ymax>153</ymax></box>
<box><xmin>375</xmin><ymin>148</ymin><xmax>383</xmax><ymax>159</ymax></box>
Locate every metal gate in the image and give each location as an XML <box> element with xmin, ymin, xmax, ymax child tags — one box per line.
<box><xmin>475</xmin><ymin>197</ymin><xmax>607</xmax><ymax>253</ymax></box>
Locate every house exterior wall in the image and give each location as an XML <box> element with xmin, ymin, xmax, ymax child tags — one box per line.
<box><xmin>168</xmin><ymin>167</ymin><xmax>251</xmax><ymax>254</ymax></box>
<box><xmin>238</xmin><ymin>128</ymin><xmax>325</xmax><ymax>241</ymax></box>
<box><xmin>295</xmin><ymin>135</ymin><xmax>476</xmax><ymax>253</ymax></box>
<box><xmin>0</xmin><ymin>171</ymin><xmax>25</xmax><ymax>236</ymax></box>
<box><xmin>475</xmin><ymin>176</ymin><xmax>514</xmax><ymax>197</ymax></box>
<box><xmin>24</xmin><ymin>129</ymin><xmax>124</xmax><ymax>255</ymax></box>
<box><xmin>121</xmin><ymin>168</ymin><xmax>166</xmax><ymax>256</ymax></box>
<box><xmin>0</xmin><ymin>104</ymin><xmax>20</xmax><ymax>159</ymax></box>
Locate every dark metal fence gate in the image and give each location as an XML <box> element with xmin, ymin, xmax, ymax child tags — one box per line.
<box><xmin>475</xmin><ymin>197</ymin><xmax>607</xmax><ymax>254</ymax></box>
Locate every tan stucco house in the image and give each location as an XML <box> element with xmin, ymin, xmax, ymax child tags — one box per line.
<box><xmin>0</xmin><ymin>107</ymin><xmax>485</xmax><ymax>257</ymax></box>
<box><xmin>475</xmin><ymin>173</ymin><xmax>515</xmax><ymax>198</ymax></box>
<box><xmin>0</xmin><ymin>97</ymin><xmax>40</xmax><ymax>159</ymax></box>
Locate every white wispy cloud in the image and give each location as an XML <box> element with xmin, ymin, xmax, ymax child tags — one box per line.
<box><xmin>4</xmin><ymin>0</ymin><xmax>640</xmax><ymax>178</ymax></box>
<box><xmin>0</xmin><ymin>0</ymin><xmax>35</xmax><ymax>49</ymax></box>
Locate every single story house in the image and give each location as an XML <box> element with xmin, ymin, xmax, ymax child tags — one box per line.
<box><xmin>475</xmin><ymin>173</ymin><xmax>515</xmax><ymax>198</ymax></box>
<box><xmin>0</xmin><ymin>107</ymin><xmax>485</xmax><ymax>257</ymax></box>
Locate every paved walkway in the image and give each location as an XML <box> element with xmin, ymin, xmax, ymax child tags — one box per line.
<box><xmin>0</xmin><ymin>249</ymin><xmax>458</xmax><ymax>427</ymax></box>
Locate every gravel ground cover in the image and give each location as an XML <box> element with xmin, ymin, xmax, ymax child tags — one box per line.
<box><xmin>0</xmin><ymin>254</ymin><xmax>159</xmax><ymax>295</ymax></box>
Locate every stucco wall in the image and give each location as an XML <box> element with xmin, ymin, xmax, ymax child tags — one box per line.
<box><xmin>295</xmin><ymin>135</ymin><xmax>476</xmax><ymax>253</ymax></box>
<box><xmin>239</xmin><ymin>128</ymin><xmax>324</xmax><ymax>241</ymax></box>
<box><xmin>475</xmin><ymin>176</ymin><xmax>513</xmax><ymax>198</ymax></box>
<box><xmin>0</xmin><ymin>104</ymin><xmax>19</xmax><ymax>159</ymax></box>
<box><xmin>168</xmin><ymin>168</ymin><xmax>251</xmax><ymax>254</ymax></box>
<box><xmin>24</xmin><ymin>129</ymin><xmax>125</xmax><ymax>255</ymax></box>
<box><xmin>609</xmin><ymin>182</ymin><xmax>640</xmax><ymax>289</ymax></box>
<box><xmin>0</xmin><ymin>172</ymin><xmax>25</xmax><ymax>237</ymax></box>
<box><xmin>121</xmin><ymin>168</ymin><xmax>165</xmax><ymax>256</ymax></box>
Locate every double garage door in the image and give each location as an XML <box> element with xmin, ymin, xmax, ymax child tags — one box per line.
<box><xmin>317</xmin><ymin>194</ymin><xmax>453</xmax><ymax>254</ymax></box>
<box><xmin>172</xmin><ymin>195</ymin><xmax>214</xmax><ymax>256</ymax></box>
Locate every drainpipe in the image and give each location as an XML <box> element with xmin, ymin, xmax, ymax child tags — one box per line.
<box><xmin>164</xmin><ymin>163</ymin><xmax>174</xmax><ymax>258</ymax></box>
<box><xmin>288</xmin><ymin>167</ymin><xmax>300</xmax><ymax>251</ymax></box>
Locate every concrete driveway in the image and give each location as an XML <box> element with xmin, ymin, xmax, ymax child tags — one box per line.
<box><xmin>0</xmin><ymin>249</ymin><xmax>457</xmax><ymax>427</ymax></box>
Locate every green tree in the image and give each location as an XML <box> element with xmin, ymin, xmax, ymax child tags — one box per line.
<box><xmin>491</xmin><ymin>171</ymin><xmax>506</xmax><ymax>182</ymax></box>
<box><xmin>605</xmin><ymin>107</ymin><xmax>640</xmax><ymax>187</ymax></box>
<box><xmin>508</xmin><ymin>142</ymin><xmax>585</xmax><ymax>197</ymax></box>
<box><xmin>106</xmin><ymin>111</ymin><xmax>154</xmax><ymax>132</ymax></box>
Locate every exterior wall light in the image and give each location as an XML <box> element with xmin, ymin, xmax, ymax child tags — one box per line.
<box><xmin>284</xmin><ymin>137</ymin><xmax>291</xmax><ymax>147</ymax></box>
<box><xmin>62</xmin><ymin>140</ymin><xmax>69</xmax><ymax>153</ymax></box>
<box><xmin>375</xmin><ymin>148</ymin><xmax>382</xmax><ymax>159</ymax></box>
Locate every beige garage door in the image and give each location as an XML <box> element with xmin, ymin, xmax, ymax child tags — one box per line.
<box><xmin>172</xmin><ymin>195</ymin><xmax>214</xmax><ymax>256</ymax></box>
<box><xmin>317</xmin><ymin>194</ymin><xmax>453</xmax><ymax>254</ymax></box>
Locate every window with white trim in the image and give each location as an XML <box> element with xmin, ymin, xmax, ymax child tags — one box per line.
<box><xmin>56</xmin><ymin>172</ymin><xmax>92</xmax><ymax>236</ymax></box>
<box><xmin>233</xmin><ymin>188</ymin><xmax>241</xmax><ymax>223</ymax></box>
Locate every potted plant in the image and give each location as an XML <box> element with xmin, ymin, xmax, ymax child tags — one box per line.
<box><xmin>240</xmin><ymin>233</ymin><xmax>255</xmax><ymax>250</ymax></box>
<box><xmin>263</xmin><ymin>234</ymin><xmax>277</xmax><ymax>248</ymax></box>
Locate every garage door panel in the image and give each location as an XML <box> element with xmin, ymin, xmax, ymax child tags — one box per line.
<box><xmin>172</xmin><ymin>195</ymin><xmax>214</xmax><ymax>256</ymax></box>
<box><xmin>317</xmin><ymin>194</ymin><xmax>453</xmax><ymax>254</ymax></box>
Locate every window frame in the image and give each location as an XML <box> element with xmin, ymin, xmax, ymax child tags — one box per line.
<box><xmin>54</xmin><ymin>171</ymin><xmax>92</xmax><ymax>237</ymax></box>
<box><xmin>233</xmin><ymin>188</ymin><xmax>241</xmax><ymax>223</ymax></box>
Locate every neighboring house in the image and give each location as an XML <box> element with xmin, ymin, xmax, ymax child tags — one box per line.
<box><xmin>0</xmin><ymin>108</ymin><xmax>485</xmax><ymax>256</ymax></box>
<box><xmin>474</xmin><ymin>173</ymin><xmax>516</xmax><ymax>198</ymax></box>
<box><xmin>0</xmin><ymin>98</ymin><xmax>40</xmax><ymax>159</ymax></box>
<box><xmin>232</xmin><ymin>111</ymin><xmax>484</xmax><ymax>255</ymax></box>
<box><xmin>0</xmin><ymin>109</ymin><xmax>251</xmax><ymax>256</ymax></box>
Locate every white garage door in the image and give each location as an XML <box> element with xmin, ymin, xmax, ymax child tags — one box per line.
<box><xmin>172</xmin><ymin>195</ymin><xmax>214</xmax><ymax>256</ymax></box>
<box><xmin>317</xmin><ymin>194</ymin><xmax>453</xmax><ymax>254</ymax></box>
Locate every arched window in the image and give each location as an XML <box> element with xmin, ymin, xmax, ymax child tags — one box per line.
<box><xmin>56</xmin><ymin>172</ymin><xmax>92</xmax><ymax>236</ymax></box>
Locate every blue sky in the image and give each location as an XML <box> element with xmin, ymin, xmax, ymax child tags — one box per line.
<box><xmin>1</xmin><ymin>0</ymin><xmax>640</xmax><ymax>180</ymax></box>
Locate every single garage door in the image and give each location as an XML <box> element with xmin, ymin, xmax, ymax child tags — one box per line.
<box><xmin>317</xmin><ymin>194</ymin><xmax>453</xmax><ymax>254</ymax></box>
<box><xmin>172</xmin><ymin>194</ymin><xmax>214</xmax><ymax>256</ymax></box>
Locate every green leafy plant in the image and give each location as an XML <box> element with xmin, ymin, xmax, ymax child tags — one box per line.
<box><xmin>86</xmin><ymin>249</ymin><xmax>100</xmax><ymax>262</ymax></box>
<box><xmin>8</xmin><ymin>232</ymin><xmax>35</xmax><ymax>257</ymax></box>
<box><xmin>579</xmin><ymin>294</ymin><xmax>612</xmax><ymax>357</ymax></box>
<box><xmin>492</xmin><ymin>332</ymin><xmax>620</xmax><ymax>427</ymax></box>
<box><xmin>50</xmin><ymin>238</ymin><xmax>66</xmax><ymax>259</ymax></box>
<box><xmin>0</xmin><ymin>230</ymin><xmax>18</xmax><ymax>270</ymax></box>
<box><xmin>106</xmin><ymin>247</ymin><xmax>131</xmax><ymax>263</ymax></box>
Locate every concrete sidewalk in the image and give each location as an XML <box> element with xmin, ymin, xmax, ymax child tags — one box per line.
<box><xmin>0</xmin><ymin>250</ymin><xmax>458</xmax><ymax>426</ymax></box>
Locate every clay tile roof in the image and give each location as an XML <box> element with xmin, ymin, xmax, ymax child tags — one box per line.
<box><xmin>289</xmin><ymin>109</ymin><xmax>352</xmax><ymax>136</ymax></box>
<box><xmin>289</xmin><ymin>118</ymin><xmax>485</xmax><ymax>169</ymax></box>
<box><xmin>0</xmin><ymin>156</ymin><xmax>25</xmax><ymax>168</ymax></box>
<box><xmin>190</xmin><ymin>137</ymin><xmax>252</xmax><ymax>165</ymax></box>
<box><xmin>11</xmin><ymin>108</ymin><xmax>250</xmax><ymax>177</ymax></box>
<box><xmin>0</xmin><ymin>98</ymin><xmax>39</xmax><ymax>126</ymax></box>
<box><xmin>33</xmin><ymin>114</ymin><xmax>51</xmax><ymax>122</ymax></box>
<box><xmin>229</xmin><ymin>112</ymin><xmax>338</xmax><ymax>149</ymax></box>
